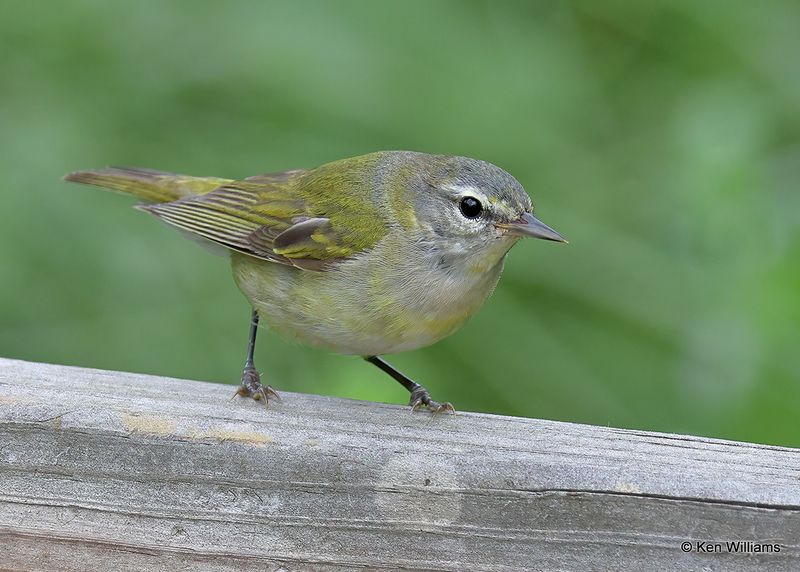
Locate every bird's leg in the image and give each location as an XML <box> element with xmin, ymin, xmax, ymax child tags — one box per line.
<box><xmin>232</xmin><ymin>309</ymin><xmax>280</xmax><ymax>406</ymax></box>
<box><xmin>364</xmin><ymin>356</ymin><xmax>455</xmax><ymax>414</ymax></box>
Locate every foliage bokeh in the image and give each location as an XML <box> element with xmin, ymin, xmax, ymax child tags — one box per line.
<box><xmin>1</xmin><ymin>0</ymin><xmax>798</xmax><ymax>446</ymax></box>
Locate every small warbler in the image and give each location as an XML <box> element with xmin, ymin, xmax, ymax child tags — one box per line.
<box><xmin>65</xmin><ymin>151</ymin><xmax>566</xmax><ymax>412</ymax></box>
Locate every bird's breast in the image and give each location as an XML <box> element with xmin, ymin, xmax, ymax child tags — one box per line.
<box><xmin>230</xmin><ymin>234</ymin><xmax>511</xmax><ymax>356</ymax></box>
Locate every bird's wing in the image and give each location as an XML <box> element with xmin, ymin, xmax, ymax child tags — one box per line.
<box><xmin>139</xmin><ymin>168</ymin><xmax>385</xmax><ymax>271</ymax></box>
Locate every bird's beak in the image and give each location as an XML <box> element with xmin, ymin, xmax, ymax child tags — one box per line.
<box><xmin>496</xmin><ymin>212</ymin><xmax>567</xmax><ymax>243</ymax></box>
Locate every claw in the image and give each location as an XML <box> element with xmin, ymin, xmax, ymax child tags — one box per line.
<box><xmin>437</xmin><ymin>402</ymin><xmax>456</xmax><ymax>415</ymax></box>
<box><xmin>264</xmin><ymin>385</ymin><xmax>282</xmax><ymax>402</ymax></box>
<box><xmin>251</xmin><ymin>388</ymin><xmax>267</xmax><ymax>406</ymax></box>
<box><xmin>408</xmin><ymin>388</ymin><xmax>456</xmax><ymax>415</ymax></box>
<box><xmin>233</xmin><ymin>367</ymin><xmax>280</xmax><ymax>407</ymax></box>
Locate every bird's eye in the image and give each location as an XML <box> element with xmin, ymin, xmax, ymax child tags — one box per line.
<box><xmin>459</xmin><ymin>196</ymin><xmax>483</xmax><ymax>219</ymax></box>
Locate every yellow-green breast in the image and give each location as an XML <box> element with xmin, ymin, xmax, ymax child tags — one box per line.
<box><xmin>231</xmin><ymin>229</ymin><xmax>515</xmax><ymax>356</ymax></box>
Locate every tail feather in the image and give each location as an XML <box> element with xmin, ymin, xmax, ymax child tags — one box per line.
<box><xmin>64</xmin><ymin>167</ymin><xmax>231</xmax><ymax>203</ymax></box>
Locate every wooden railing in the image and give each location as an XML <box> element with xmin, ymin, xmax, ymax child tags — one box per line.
<box><xmin>0</xmin><ymin>357</ymin><xmax>797</xmax><ymax>571</ymax></box>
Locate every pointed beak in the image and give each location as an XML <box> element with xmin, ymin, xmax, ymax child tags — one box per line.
<box><xmin>496</xmin><ymin>212</ymin><xmax>568</xmax><ymax>243</ymax></box>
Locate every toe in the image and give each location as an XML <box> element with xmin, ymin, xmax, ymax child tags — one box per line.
<box><xmin>233</xmin><ymin>368</ymin><xmax>279</xmax><ymax>407</ymax></box>
<box><xmin>435</xmin><ymin>401</ymin><xmax>456</xmax><ymax>415</ymax></box>
<box><xmin>408</xmin><ymin>389</ymin><xmax>455</xmax><ymax>415</ymax></box>
<box><xmin>264</xmin><ymin>385</ymin><xmax>282</xmax><ymax>401</ymax></box>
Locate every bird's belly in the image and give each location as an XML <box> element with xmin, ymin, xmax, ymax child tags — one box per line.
<box><xmin>230</xmin><ymin>250</ymin><xmax>504</xmax><ymax>356</ymax></box>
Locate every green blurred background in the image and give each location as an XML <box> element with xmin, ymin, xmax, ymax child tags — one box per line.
<box><xmin>1</xmin><ymin>0</ymin><xmax>798</xmax><ymax>446</ymax></box>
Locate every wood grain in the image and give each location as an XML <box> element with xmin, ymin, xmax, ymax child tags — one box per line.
<box><xmin>0</xmin><ymin>357</ymin><xmax>797</xmax><ymax>571</ymax></box>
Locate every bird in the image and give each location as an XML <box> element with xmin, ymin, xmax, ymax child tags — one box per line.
<box><xmin>64</xmin><ymin>150</ymin><xmax>566</xmax><ymax>412</ymax></box>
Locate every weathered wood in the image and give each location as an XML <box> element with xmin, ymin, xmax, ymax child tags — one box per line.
<box><xmin>0</xmin><ymin>357</ymin><xmax>797</xmax><ymax>571</ymax></box>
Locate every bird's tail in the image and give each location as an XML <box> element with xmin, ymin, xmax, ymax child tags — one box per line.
<box><xmin>63</xmin><ymin>166</ymin><xmax>232</xmax><ymax>203</ymax></box>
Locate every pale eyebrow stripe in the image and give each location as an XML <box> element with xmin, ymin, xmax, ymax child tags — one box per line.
<box><xmin>440</xmin><ymin>183</ymin><xmax>489</xmax><ymax>201</ymax></box>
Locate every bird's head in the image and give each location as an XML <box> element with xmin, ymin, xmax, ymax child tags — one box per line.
<box><xmin>387</xmin><ymin>153</ymin><xmax>566</xmax><ymax>262</ymax></box>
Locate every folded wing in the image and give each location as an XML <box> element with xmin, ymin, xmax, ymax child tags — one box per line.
<box><xmin>140</xmin><ymin>170</ymin><xmax>377</xmax><ymax>271</ymax></box>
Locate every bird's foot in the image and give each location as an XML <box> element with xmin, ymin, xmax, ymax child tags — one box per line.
<box><xmin>231</xmin><ymin>366</ymin><xmax>281</xmax><ymax>406</ymax></box>
<box><xmin>409</xmin><ymin>386</ymin><xmax>455</xmax><ymax>414</ymax></box>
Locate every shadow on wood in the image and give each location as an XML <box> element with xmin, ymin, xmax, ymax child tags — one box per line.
<box><xmin>0</xmin><ymin>358</ymin><xmax>798</xmax><ymax>571</ymax></box>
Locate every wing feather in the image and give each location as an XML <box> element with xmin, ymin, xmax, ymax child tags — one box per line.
<box><xmin>139</xmin><ymin>166</ymin><xmax>381</xmax><ymax>271</ymax></box>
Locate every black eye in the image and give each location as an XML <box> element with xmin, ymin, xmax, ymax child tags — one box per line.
<box><xmin>459</xmin><ymin>196</ymin><xmax>483</xmax><ymax>219</ymax></box>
